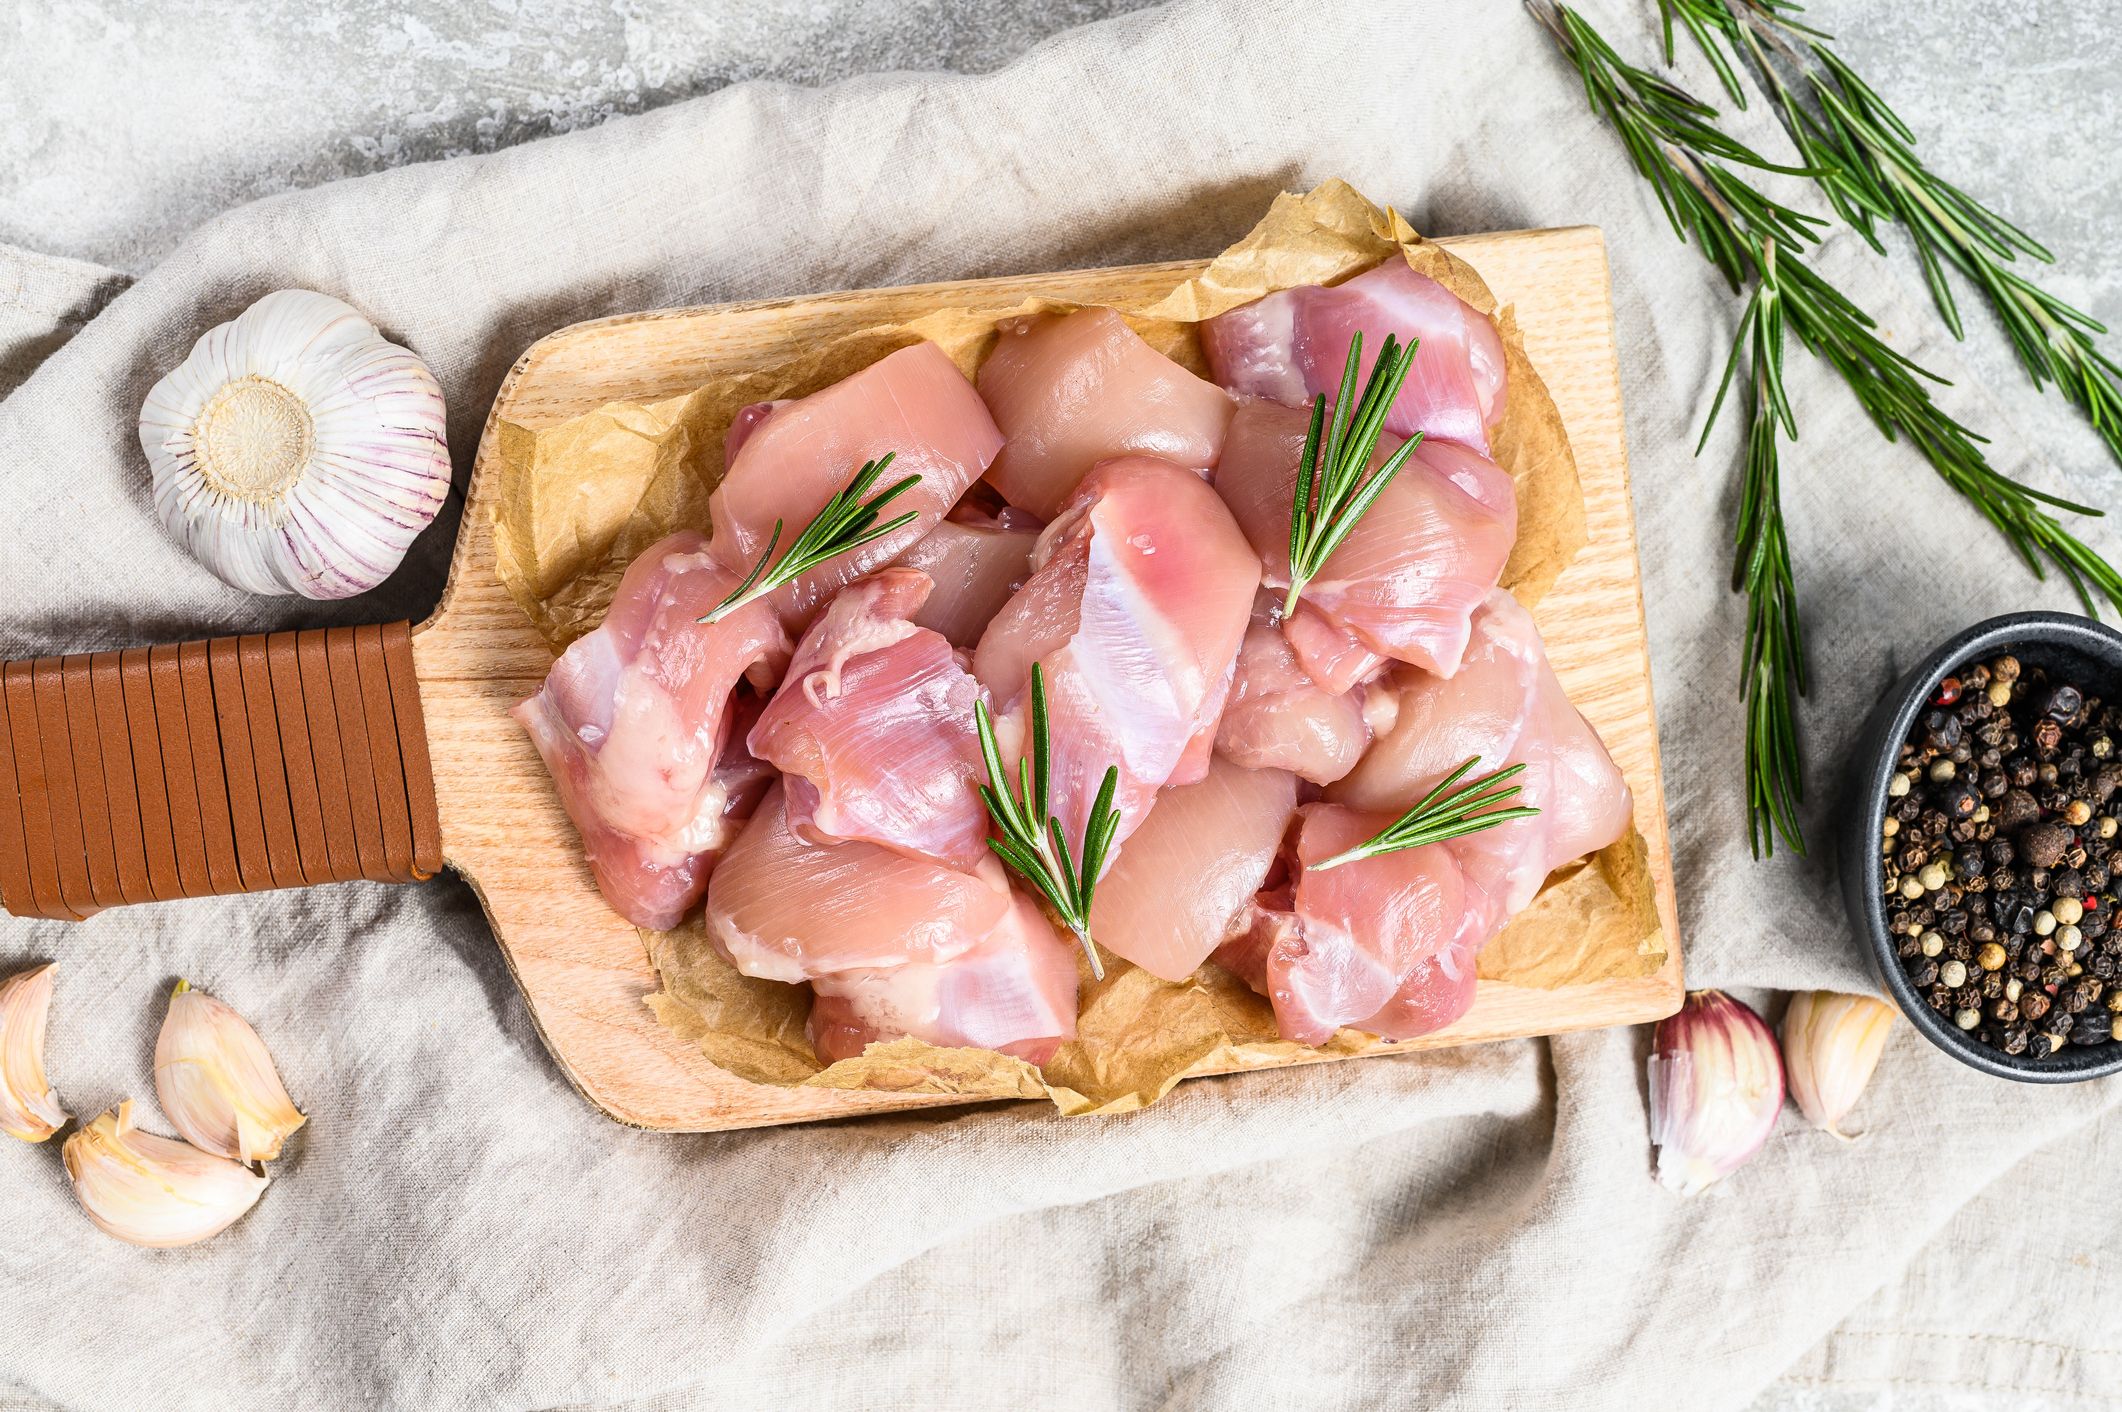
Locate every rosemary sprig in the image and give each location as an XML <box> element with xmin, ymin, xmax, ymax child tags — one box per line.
<box><xmin>1284</xmin><ymin>332</ymin><xmax>1424</xmax><ymax>616</ymax></box>
<box><xmin>1534</xmin><ymin>0</ymin><xmax>2122</xmax><ymax>857</ymax></box>
<box><xmin>1310</xmin><ymin>759</ymin><xmax>1537</xmax><ymax>872</ymax></box>
<box><xmin>1711</xmin><ymin>247</ymin><xmax>1806</xmax><ymax>855</ymax></box>
<box><xmin>1662</xmin><ymin>0</ymin><xmax>2122</xmax><ymax>468</ymax></box>
<box><xmin>699</xmin><ymin>453</ymin><xmax>920</xmax><ymax>623</ymax></box>
<box><xmin>973</xmin><ymin>663</ymin><xmax>1122</xmax><ymax>980</ymax></box>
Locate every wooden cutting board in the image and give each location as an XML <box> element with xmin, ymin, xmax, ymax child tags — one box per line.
<box><xmin>418</xmin><ymin>225</ymin><xmax>1683</xmax><ymax>1128</ymax></box>
<box><xmin>0</xmin><ymin>226</ymin><xmax>1685</xmax><ymax>1129</ymax></box>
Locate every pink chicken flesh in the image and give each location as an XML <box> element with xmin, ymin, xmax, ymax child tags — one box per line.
<box><xmin>1222</xmin><ymin>593</ymin><xmax>1633</xmax><ymax>1046</ymax></box>
<box><xmin>1332</xmin><ymin>588</ymin><xmax>1634</xmax><ymax>916</ymax></box>
<box><xmin>512</xmin><ymin>531</ymin><xmax>790</xmax><ymax>930</ymax></box>
<box><xmin>978</xmin><ymin>308</ymin><xmax>1234</xmax><ymax>521</ymax></box>
<box><xmin>1087</xmin><ymin>755</ymin><xmax>1298</xmax><ymax>982</ymax></box>
<box><xmin>706</xmin><ymin>784</ymin><xmax>1015</xmax><ymax>984</ymax></box>
<box><xmin>890</xmin><ymin>509</ymin><xmax>1038</xmax><ymax>650</ymax></box>
<box><xmin>747</xmin><ymin>568</ymin><xmax>991</xmax><ymax>871</ymax></box>
<box><xmin>807</xmin><ymin>892</ymin><xmax>1081</xmax><ymax>1066</ymax></box>
<box><xmin>1230</xmin><ymin>805</ymin><xmax>1478</xmax><ymax>1046</ymax></box>
<box><xmin>1201</xmin><ymin>260</ymin><xmax>1509</xmax><ymax>454</ymax></box>
<box><xmin>1214</xmin><ymin>595</ymin><xmax>1382</xmax><ymax>785</ymax></box>
<box><xmin>1215</xmin><ymin>398</ymin><xmax>1516</xmax><ymax>683</ymax></box>
<box><xmin>974</xmin><ymin>455</ymin><xmax>1259</xmax><ymax>853</ymax></box>
<box><xmin>710</xmin><ymin>341</ymin><xmax>1004</xmax><ymax>625</ymax></box>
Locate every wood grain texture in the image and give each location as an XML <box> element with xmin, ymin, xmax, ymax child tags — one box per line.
<box><xmin>415</xmin><ymin>227</ymin><xmax>1686</xmax><ymax>1131</ymax></box>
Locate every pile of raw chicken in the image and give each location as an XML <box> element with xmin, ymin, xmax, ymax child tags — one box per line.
<box><xmin>515</xmin><ymin>260</ymin><xmax>1633</xmax><ymax>1068</ymax></box>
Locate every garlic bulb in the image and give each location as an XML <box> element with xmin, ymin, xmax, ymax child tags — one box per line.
<box><xmin>62</xmin><ymin>1102</ymin><xmax>268</xmax><ymax>1248</ymax></box>
<box><xmin>0</xmin><ymin>964</ymin><xmax>68</xmax><ymax>1142</ymax></box>
<box><xmin>139</xmin><ymin>289</ymin><xmax>449</xmax><ymax>599</ymax></box>
<box><xmin>1782</xmin><ymin>990</ymin><xmax>1894</xmax><ymax>1138</ymax></box>
<box><xmin>1647</xmin><ymin>990</ymin><xmax>1784</xmax><ymax>1196</ymax></box>
<box><xmin>154</xmin><ymin>980</ymin><xmax>306</xmax><ymax>1163</ymax></box>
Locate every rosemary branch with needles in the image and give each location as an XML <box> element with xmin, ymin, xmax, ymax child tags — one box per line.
<box><xmin>974</xmin><ymin>663</ymin><xmax>1123</xmax><ymax>980</ymax></box>
<box><xmin>1310</xmin><ymin>759</ymin><xmax>1538</xmax><ymax>872</ymax></box>
<box><xmin>1533</xmin><ymin>0</ymin><xmax>2122</xmax><ymax>857</ymax></box>
<box><xmin>1285</xmin><ymin>332</ymin><xmax>1424</xmax><ymax>616</ymax></box>
<box><xmin>699</xmin><ymin>453</ymin><xmax>921</xmax><ymax>624</ymax></box>
<box><xmin>1660</xmin><ymin>0</ymin><xmax>2122</xmax><ymax>467</ymax></box>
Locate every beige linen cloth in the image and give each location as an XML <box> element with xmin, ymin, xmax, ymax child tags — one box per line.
<box><xmin>3</xmin><ymin>3</ymin><xmax>2120</xmax><ymax>1407</ymax></box>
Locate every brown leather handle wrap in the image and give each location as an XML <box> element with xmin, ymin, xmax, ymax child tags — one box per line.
<box><xmin>0</xmin><ymin>622</ymin><xmax>441</xmax><ymax>920</ymax></box>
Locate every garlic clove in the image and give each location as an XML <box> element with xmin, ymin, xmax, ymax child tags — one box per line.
<box><xmin>62</xmin><ymin>1101</ymin><xmax>268</xmax><ymax>1248</ymax></box>
<box><xmin>139</xmin><ymin>289</ymin><xmax>450</xmax><ymax>600</ymax></box>
<box><xmin>1647</xmin><ymin>989</ymin><xmax>1784</xmax><ymax>1196</ymax></box>
<box><xmin>1781</xmin><ymin>989</ymin><xmax>1894</xmax><ymax>1138</ymax></box>
<box><xmin>154</xmin><ymin>980</ymin><xmax>306</xmax><ymax>1163</ymax></box>
<box><xmin>0</xmin><ymin>963</ymin><xmax>68</xmax><ymax>1142</ymax></box>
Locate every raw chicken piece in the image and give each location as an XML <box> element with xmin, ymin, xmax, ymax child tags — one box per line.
<box><xmin>1215</xmin><ymin>398</ymin><xmax>1515</xmax><ymax>680</ymax></box>
<box><xmin>1201</xmin><ymin>259</ymin><xmax>1509</xmax><ymax>454</ymax></box>
<box><xmin>1214</xmin><ymin>596</ymin><xmax>1379</xmax><ymax>785</ymax></box>
<box><xmin>978</xmin><ymin>308</ymin><xmax>1234</xmax><ymax>521</ymax></box>
<box><xmin>1330</xmin><ymin>589</ymin><xmax>1633</xmax><ymax>916</ymax></box>
<box><xmin>706</xmin><ymin>785</ymin><xmax>1016</xmax><ymax>983</ymax></box>
<box><xmin>1087</xmin><ymin>756</ymin><xmax>1298</xmax><ymax>982</ymax></box>
<box><xmin>1249</xmin><ymin>804</ymin><xmax>1477</xmax><ymax>1046</ymax></box>
<box><xmin>891</xmin><ymin>511</ymin><xmax>1038</xmax><ymax>650</ymax></box>
<box><xmin>974</xmin><ymin>455</ymin><xmax>1258</xmax><ymax>850</ymax></box>
<box><xmin>1353</xmin><ymin>909</ymin><xmax>1489</xmax><ymax>1041</ymax></box>
<box><xmin>513</xmin><ymin>531</ymin><xmax>790</xmax><ymax>929</ymax></box>
<box><xmin>710</xmin><ymin>342</ymin><xmax>1004</xmax><ymax>623</ymax></box>
<box><xmin>1228</xmin><ymin>594</ymin><xmax>1633</xmax><ymax>1047</ymax></box>
<box><xmin>747</xmin><ymin>568</ymin><xmax>990</xmax><ymax>871</ymax></box>
<box><xmin>807</xmin><ymin>892</ymin><xmax>1080</xmax><ymax>1065</ymax></box>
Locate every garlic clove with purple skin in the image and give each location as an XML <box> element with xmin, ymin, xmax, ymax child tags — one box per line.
<box><xmin>139</xmin><ymin>289</ymin><xmax>450</xmax><ymax>600</ymax></box>
<box><xmin>62</xmin><ymin>1102</ymin><xmax>268</xmax><ymax>1248</ymax></box>
<box><xmin>0</xmin><ymin>963</ymin><xmax>68</xmax><ymax>1142</ymax></box>
<box><xmin>1647</xmin><ymin>989</ymin><xmax>1784</xmax><ymax>1196</ymax></box>
<box><xmin>1781</xmin><ymin>990</ymin><xmax>1894</xmax><ymax>1138</ymax></box>
<box><xmin>154</xmin><ymin>980</ymin><xmax>306</xmax><ymax>1164</ymax></box>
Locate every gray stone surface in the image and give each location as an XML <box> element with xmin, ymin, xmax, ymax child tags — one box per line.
<box><xmin>1</xmin><ymin>1</ymin><xmax>2117</xmax><ymax>1407</ymax></box>
<box><xmin>0</xmin><ymin>0</ymin><xmax>1162</xmax><ymax>272</ymax></box>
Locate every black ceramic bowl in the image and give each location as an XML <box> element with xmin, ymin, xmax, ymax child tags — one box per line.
<box><xmin>1842</xmin><ymin>610</ymin><xmax>2122</xmax><ymax>1083</ymax></box>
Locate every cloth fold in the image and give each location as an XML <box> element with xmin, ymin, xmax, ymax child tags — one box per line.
<box><xmin>2</xmin><ymin>2</ymin><xmax>2118</xmax><ymax>1408</ymax></box>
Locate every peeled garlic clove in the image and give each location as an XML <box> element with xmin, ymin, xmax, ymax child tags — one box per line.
<box><xmin>1647</xmin><ymin>989</ymin><xmax>1783</xmax><ymax>1196</ymax></box>
<box><xmin>139</xmin><ymin>288</ymin><xmax>449</xmax><ymax>600</ymax></box>
<box><xmin>154</xmin><ymin>980</ymin><xmax>306</xmax><ymax>1163</ymax></box>
<box><xmin>62</xmin><ymin>1101</ymin><xmax>268</xmax><ymax>1248</ymax></box>
<box><xmin>0</xmin><ymin>963</ymin><xmax>68</xmax><ymax>1142</ymax></box>
<box><xmin>1781</xmin><ymin>989</ymin><xmax>1894</xmax><ymax>1137</ymax></box>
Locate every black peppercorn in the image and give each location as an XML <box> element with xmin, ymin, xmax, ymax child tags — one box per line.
<box><xmin>1911</xmin><ymin>959</ymin><xmax>1940</xmax><ymax>988</ymax></box>
<box><xmin>2009</xmin><ymin>757</ymin><xmax>2039</xmax><ymax>788</ymax></box>
<box><xmin>2046</xmin><ymin>684</ymin><xmax>2086</xmax><ymax>723</ymax></box>
<box><xmin>2022</xmin><ymin>991</ymin><xmax>2053</xmax><ymax>1021</ymax></box>
<box><xmin>2072</xmin><ymin>1008</ymin><xmax>2114</xmax><ymax>1045</ymax></box>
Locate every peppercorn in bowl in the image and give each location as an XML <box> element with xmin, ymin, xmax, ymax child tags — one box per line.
<box><xmin>1842</xmin><ymin>611</ymin><xmax>2122</xmax><ymax>1083</ymax></box>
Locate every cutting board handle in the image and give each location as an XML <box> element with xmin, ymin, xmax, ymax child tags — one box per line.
<box><xmin>0</xmin><ymin>621</ymin><xmax>442</xmax><ymax>921</ymax></box>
